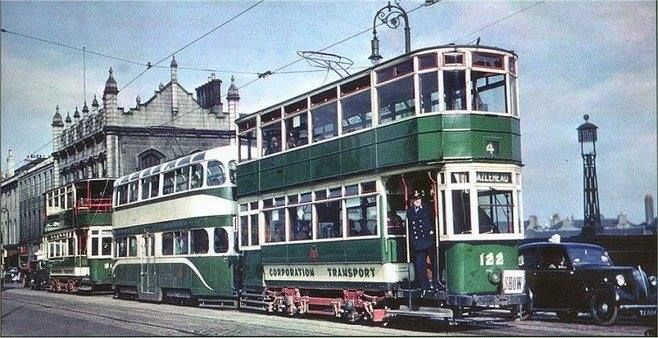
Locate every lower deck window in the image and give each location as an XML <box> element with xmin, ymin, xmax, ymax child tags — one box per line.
<box><xmin>214</xmin><ymin>228</ymin><xmax>229</xmax><ymax>253</ymax></box>
<box><xmin>289</xmin><ymin>205</ymin><xmax>312</xmax><ymax>241</ymax></box>
<box><xmin>316</xmin><ymin>201</ymin><xmax>342</xmax><ymax>239</ymax></box>
<box><xmin>477</xmin><ymin>190</ymin><xmax>513</xmax><ymax>234</ymax></box>
<box><xmin>264</xmin><ymin>209</ymin><xmax>285</xmax><ymax>243</ymax></box>
<box><xmin>346</xmin><ymin>196</ymin><xmax>377</xmax><ymax>237</ymax></box>
<box><xmin>452</xmin><ymin>190</ymin><xmax>471</xmax><ymax>234</ymax></box>
<box><xmin>190</xmin><ymin>229</ymin><xmax>208</xmax><ymax>254</ymax></box>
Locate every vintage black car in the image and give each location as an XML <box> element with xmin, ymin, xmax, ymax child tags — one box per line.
<box><xmin>519</xmin><ymin>241</ymin><xmax>657</xmax><ymax>325</ymax></box>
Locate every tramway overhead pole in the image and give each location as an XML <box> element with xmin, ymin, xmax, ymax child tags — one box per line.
<box><xmin>369</xmin><ymin>1</ymin><xmax>411</xmax><ymax>65</ymax></box>
<box><xmin>577</xmin><ymin>114</ymin><xmax>602</xmax><ymax>237</ymax></box>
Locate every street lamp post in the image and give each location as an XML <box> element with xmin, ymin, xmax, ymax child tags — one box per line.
<box><xmin>577</xmin><ymin>114</ymin><xmax>602</xmax><ymax>236</ymax></box>
<box><xmin>369</xmin><ymin>1</ymin><xmax>411</xmax><ymax>64</ymax></box>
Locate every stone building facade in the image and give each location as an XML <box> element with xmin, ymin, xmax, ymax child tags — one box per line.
<box><xmin>52</xmin><ymin>57</ymin><xmax>239</xmax><ymax>185</ymax></box>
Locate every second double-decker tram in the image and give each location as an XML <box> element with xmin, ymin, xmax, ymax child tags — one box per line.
<box><xmin>111</xmin><ymin>146</ymin><xmax>240</xmax><ymax>306</ymax></box>
<box><xmin>236</xmin><ymin>44</ymin><xmax>528</xmax><ymax>320</ymax></box>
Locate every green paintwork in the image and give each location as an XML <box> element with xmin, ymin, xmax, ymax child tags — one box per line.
<box><xmin>88</xmin><ymin>259</ymin><xmax>113</xmax><ymax>285</ymax></box>
<box><xmin>44</xmin><ymin>210</ymin><xmax>112</xmax><ymax>234</ymax></box>
<box><xmin>113</xmin><ymin>256</ymin><xmax>237</xmax><ymax>297</ymax></box>
<box><xmin>49</xmin><ymin>256</ymin><xmax>87</xmax><ymax>272</ymax></box>
<box><xmin>237</xmin><ymin>114</ymin><xmax>521</xmax><ymax>198</ymax></box>
<box><xmin>241</xmin><ymin>251</ymin><xmax>263</xmax><ymax>290</ymax></box>
<box><xmin>260</xmin><ymin>239</ymin><xmax>385</xmax><ymax>264</ymax></box>
<box><xmin>442</xmin><ymin>241</ymin><xmax>519</xmax><ymax>295</ymax></box>
<box><xmin>113</xmin><ymin>215</ymin><xmax>234</xmax><ymax>237</ymax></box>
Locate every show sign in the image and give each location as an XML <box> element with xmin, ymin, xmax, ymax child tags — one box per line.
<box><xmin>476</xmin><ymin>172</ymin><xmax>511</xmax><ymax>183</ymax></box>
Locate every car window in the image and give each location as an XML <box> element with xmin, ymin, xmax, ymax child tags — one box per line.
<box><xmin>539</xmin><ymin>247</ymin><xmax>569</xmax><ymax>269</ymax></box>
<box><xmin>519</xmin><ymin>248</ymin><xmax>539</xmax><ymax>269</ymax></box>
<box><xmin>567</xmin><ymin>246</ymin><xmax>612</xmax><ymax>267</ymax></box>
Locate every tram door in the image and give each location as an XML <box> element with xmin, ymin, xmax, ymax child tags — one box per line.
<box><xmin>140</xmin><ymin>233</ymin><xmax>156</xmax><ymax>295</ymax></box>
<box><xmin>385</xmin><ymin>171</ymin><xmax>440</xmax><ymax>287</ymax></box>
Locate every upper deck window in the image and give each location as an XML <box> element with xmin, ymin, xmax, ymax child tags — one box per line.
<box><xmin>207</xmin><ymin>160</ymin><xmax>225</xmax><ymax>186</ymax></box>
<box><xmin>443</xmin><ymin>53</ymin><xmax>464</xmax><ymax>66</ymax></box>
<box><xmin>311</xmin><ymin>102</ymin><xmax>338</xmax><ymax>142</ymax></box>
<box><xmin>341</xmin><ymin>90</ymin><xmax>372</xmax><ymax>134</ymax></box>
<box><xmin>419</xmin><ymin>72</ymin><xmax>439</xmax><ymax>114</ymax></box>
<box><xmin>191</xmin><ymin>152</ymin><xmax>205</xmax><ymax>162</ymax></box>
<box><xmin>377</xmin><ymin>59</ymin><xmax>413</xmax><ymax>83</ymax></box>
<box><xmin>238</xmin><ymin>119</ymin><xmax>256</xmax><ymax>162</ymax></box>
<box><xmin>285</xmin><ymin>111</ymin><xmax>308</xmax><ymax>150</ymax></box>
<box><xmin>163</xmin><ymin>171</ymin><xmax>175</xmax><ymax>195</ymax></box>
<box><xmin>262</xmin><ymin>123</ymin><xmax>281</xmax><ymax>156</ymax></box>
<box><xmin>190</xmin><ymin>163</ymin><xmax>204</xmax><ymax>189</ymax></box>
<box><xmin>472</xmin><ymin>52</ymin><xmax>504</xmax><ymax>70</ymax></box>
<box><xmin>471</xmin><ymin>71</ymin><xmax>506</xmax><ymax>113</ymax></box>
<box><xmin>340</xmin><ymin>76</ymin><xmax>370</xmax><ymax>96</ymax></box>
<box><xmin>175</xmin><ymin>166</ymin><xmax>190</xmax><ymax>192</ymax></box>
<box><xmin>443</xmin><ymin>70</ymin><xmax>466</xmax><ymax>110</ymax></box>
<box><xmin>378</xmin><ymin>76</ymin><xmax>415</xmax><ymax>124</ymax></box>
<box><xmin>284</xmin><ymin>99</ymin><xmax>308</xmax><ymax>116</ymax></box>
<box><xmin>418</xmin><ymin>53</ymin><xmax>438</xmax><ymax>70</ymax></box>
<box><xmin>261</xmin><ymin>109</ymin><xmax>281</xmax><ymax>124</ymax></box>
<box><xmin>509</xmin><ymin>58</ymin><xmax>517</xmax><ymax>74</ymax></box>
<box><xmin>311</xmin><ymin>88</ymin><xmax>337</xmax><ymax>107</ymax></box>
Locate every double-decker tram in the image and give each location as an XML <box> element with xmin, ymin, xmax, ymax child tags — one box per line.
<box><xmin>111</xmin><ymin>146</ymin><xmax>240</xmax><ymax>306</ymax></box>
<box><xmin>236</xmin><ymin>44</ymin><xmax>528</xmax><ymax>321</ymax></box>
<box><xmin>42</xmin><ymin>178</ymin><xmax>115</xmax><ymax>293</ymax></box>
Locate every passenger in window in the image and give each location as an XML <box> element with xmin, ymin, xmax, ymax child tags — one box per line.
<box><xmin>266</xmin><ymin>137</ymin><xmax>280</xmax><ymax>155</ymax></box>
<box><xmin>387</xmin><ymin>211</ymin><xmax>405</xmax><ymax>235</ymax></box>
<box><xmin>406</xmin><ymin>190</ymin><xmax>440</xmax><ymax>291</ymax></box>
<box><xmin>271</xmin><ymin>224</ymin><xmax>284</xmax><ymax>242</ymax></box>
<box><xmin>287</xmin><ymin>133</ymin><xmax>297</xmax><ymax>149</ymax></box>
<box><xmin>293</xmin><ymin>221</ymin><xmax>310</xmax><ymax>240</ymax></box>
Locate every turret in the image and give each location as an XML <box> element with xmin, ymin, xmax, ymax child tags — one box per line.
<box><xmin>171</xmin><ymin>56</ymin><xmax>178</xmax><ymax>115</ymax></box>
<box><xmin>91</xmin><ymin>94</ymin><xmax>99</xmax><ymax>110</ymax></box>
<box><xmin>6</xmin><ymin>149</ymin><xmax>15</xmax><ymax>178</ymax></box>
<box><xmin>73</xmin><ymin>106</ymin><xmax>81</xmax><ymax>123</ymax></box>
<box><xmin>65</xmin><ymin>112</ymin><xmax>72</xmax><ymax>127</ymax></box>
<box><xmin>227</xmin><ymin>75</ymin><xmax>240</xmax><ymax>134</ymax></box>
<box><xmin>103</xmin><ymin>67</ymin><xmax>118</xmax><ymax>124</ymax></box>
<box><xmin>51</xmin><ymin>105</ymin><xmax>64</xmax><ymax>153</ymax></box>
<box><xmin>82</xmin><ymin>101</ymin><xmax>89</xmax><ymax>115</ymax></box>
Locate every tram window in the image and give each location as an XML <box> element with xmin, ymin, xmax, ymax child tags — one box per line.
<box><xmin>289</xmin><ymin>205</ymin><xmax>312</xmax><ymax>241</ymax></box>
<box><xmin>345</xmin><ymin>184</ymin><xmax>358</xmax><ymax>196</ymax></box>
<box><xmin>128</xmin><ymin>181</ymin><xmax>138</xmax><ymax>203</ymax></box>
<box><xmin>443</xmin><ymin>53</ymin><xmax>464</xmax><ymax>65</ymax></box>
<box><xmin>341</xmin><ymin>91</ymin><xmax>372</xmax><ymax>134</ymax></box>
<box><xmin>228</xmin><ymin>161</ymin><xmax>237</xmax><ymax>185</ymax></box>
<box><xmin>288</xmin><ymin>195</ymin><xmax>298</xmax><ymax>204</ymax></box>
<box><xmin>102</xmin><ymin>237</ymin><xmax>112</xmax><ymax>256</ymax></box>
<box><xmin>175</xmin><ymin>230</ymin><xmax>189</xmax><ymax>255</ymax></box>
<box><xmin>328</xmin><ymin>188</ymin><xmax>341</xmax><ymax>199</ymax></box>
<box><xmin>471</xmin><ymin>72</ymin><xmax>506</xmax><ymax>113</ymax></box>
<box><xmin>150</xmin><ymin>175</ymin><xmax>159</xmax><ymax>197</ymax></box>
<box><xmin>190</xmin><ymin>229</ymin><xmax>208</xmax><ymax>254</ymax></box>
<box><xmin>377</xmin><ymin>59</ymin><xmax>413</xmax><ymax>83</ymax></box>
<box><xmin>347</xmin><ymin>197</ymin><xmax>378</xmax><ymax>237</ymax></box>
<box><xmin>316</xmin><ymin>201</ymin><xmax>342</xmax><ymax>239</ymax></box>
<box><xmin>192</xmin><ymin>152</ymin><xmax>206</xmax><ymax>162</ymax></box>
<box><xmin>250</xmin><ymin>214</ymin><xmax>259</xmax><ymax>246</ymax></box>
<box><xmin>175</xmin><ymin>166</ymin><xmax>190</xmax><ymax>192</ymax></box>
<box><xmin>207</xmin><ymin>161</ymin><xmax>225</xmax><ymax>186</ymax></box>
<box><xmin>472</xmin><ymin>52</ymin><xmax>504</xmax><ymax>69</ymax></box>
<box><xmin>451</xmin><ymin>172</ymin><xmax>469</xmax><ymax>183</ymax></box>
<box><xmin>190</xmin><ymin>163</ymin><xmax>204</xmax><ymax>189</ymax></box>
<box><xmin>378</xmin><ymin>76</ymin><xmax>415</xmax><ymax>124</ymax></box>
<box><xmin>361</xmin><ymin>181</ymin><xmax>377</xmax><ymax>193</ymax></box>
<box><xmin>300</xmin><ymin>193</ymin><xmax>312</xmax><ymax>203</ymax></box>
<box><xmin>78</xmin><ymin>232</ymin><xmax>87</xmax><ymax>255</ymax></box>
<box><xmin>441</xmin><ymin>190</ymin><xmax>447</xmax><ymax>235</ymax></box>
<box><xmin>420</xmin><ymin>72</ymin><xmax>439</xmax><ymax>114</ymax></box>
<box><xmin>452</xmin><ymin>190</ymin><xmax>472</xmax><ymax>234</ymax></box>
<box><xmin>128</xmin><ymin>236</ymin><xmax>137</xmax><ymax>257</ymax></box>
<box><xmin>311</xmin><ymin>102</ymin><xmax>338</xmax><ymax>142</ymax></box>
<box><xmin>510</xmin><ymin>75</ymin><xmax>518</xmax><ymax>116</ymax></box>
<box><xmin>117</xmin><ymin>237</ymin><xmax>127</xmax><ymax>257</ymax></box>
<box><xmin>91</xmin><ymin>238</ymin><xmax>99</xmax><ymax>256</ymax></box>
<box><xmin>443</xmin><ymin>70</ymin><xmax>466</xmax><ymax>110</ymax></box>
<box><xmin>239</xmin><ymin>130</ymin><xmax>256</xmax><ymax>162</ymax></box>
<box><xmin>477</xmin><ymin>190</ymin><xmax>513</xmax><ymax>234</ymax></box>
<box><xmin>163</xmin><ymin>171</ymin><xmax>175</xmax><ymax>195</ymax></box>
<box><xmin>240</xmin><ymin>216</ymin><xmax>249</xmax><ymax>246</ymax></box>
<box><xmin>141</xmin><ymin>178</ymin><xmax>149</xmax><ymax>200</ymax></box>
<box><xmin>162</xmin><ymin>232</ymin><xmax>174</xmax><ymax>255</ymax></box>
<box><xmin>285</xmin><ymin>112</ymin><xmax>309</xmax><ymax>149</ymax></box>
<box><xmin>117</xmin><ymin>185</ymin><xmax>128</xmax><ymax>205</ymax></box>
<box><xmin>214</xmin><ymin>228</ymin><xmax>229</xmax><ymax>253</ymax></box>
<box><xmin>264</xmin><ymin>209</ymin><xmax>286</xmax><ymax>243</ymax></box>
<box><xmin>418</xmin><ymin>53</ymin><xmax>438</xmax><ymax>70</ymax></box>
<box><xmin>262</xmin><ymin>123</ymin><xmax>282</xmax><ymax>156</ymax></box>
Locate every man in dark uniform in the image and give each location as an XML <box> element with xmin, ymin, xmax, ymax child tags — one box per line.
<box><xmin>406</xmin><ymin>190</ymin><xmax>439</xmax><ymax>291</ymax></box>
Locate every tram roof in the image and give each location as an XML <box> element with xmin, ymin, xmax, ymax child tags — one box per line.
<box><xmin>114</xmin><ymin>144</ymin><xmax>238</xmax><ymax>186</ymax></box>
<box><xmin>235</xmin><ymin>44</ymin><xmax>517</xmax><ymax>124</ymax></box>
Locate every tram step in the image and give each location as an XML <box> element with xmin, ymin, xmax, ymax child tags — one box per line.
<box><xmin>239</xmin><ymin>304</ymin><xmax>268</xmax><ymax>311</ymax></box>
<box><xmin>198</xmin><ymin>300</ymin><xmax>238</xmax><ymax>309</ymax></box>
<box><xmin>387</xmin><ymin>306</ymin><xmax>453</xmax><ymax>320</ymax></box>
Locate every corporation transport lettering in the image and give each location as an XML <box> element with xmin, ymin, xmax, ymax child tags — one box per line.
<box><xmin>269</xmin><ymin>267</ymin><xmax>315</xmax><ymax>277</ymax></box>
<box><xmin>327</xmin><ymin>267</ymin><xmax>376</xmax><ymax>278</ymax></box>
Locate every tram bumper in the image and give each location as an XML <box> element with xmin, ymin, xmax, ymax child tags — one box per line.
<box><xmin>445</xmin><ymin>292</ymin><xmax>529</xmax><ymax>307</ymax></box>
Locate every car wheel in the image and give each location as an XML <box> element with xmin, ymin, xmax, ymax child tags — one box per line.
<box><xmin>589</xmin><ymin>294</ymin><xmax>618</xmax><ymax>325</ymax></box>
<box><xmin>557</xmin><ymin>310</ymin><xmax>579</xmax><ymax>322</ymax></box>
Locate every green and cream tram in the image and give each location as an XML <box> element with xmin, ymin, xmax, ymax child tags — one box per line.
<box><xmin>111</xmin><ymin>146</ymin><xmax>239</xmax><ymax>306</ymax></box>
<box><xmin>236</xmin><ymin>44</ymin><xmax>527</xmax><ymax>321</ymax></box>
<box><xmin>42</xmin><ymin>178</ymin><xmax>115</xmax><ymax>292</ymax></box>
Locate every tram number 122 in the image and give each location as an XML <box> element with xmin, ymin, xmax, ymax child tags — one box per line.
<box><xmin>479</xmin><ymin>252</ymin><xmax>504</xmax><ymax>266</ymax></box>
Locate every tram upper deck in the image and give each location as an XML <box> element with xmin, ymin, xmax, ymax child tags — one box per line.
<box><xmin>235</xmin><ymin>45</ymin><xmax>520</xmax><ymax>198</ymax></box>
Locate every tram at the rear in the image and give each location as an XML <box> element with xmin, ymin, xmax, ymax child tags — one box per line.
<box><xmin>235</xmin><ymin>44</ymin><xmax>528</xmax><ymax>321</ymax></box>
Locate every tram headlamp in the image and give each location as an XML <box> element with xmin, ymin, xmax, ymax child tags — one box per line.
<box><xmin>615</xmin><ymin>274</ymin><xmax>625</xmax><ymax>287</ymax></box>
<box><xmin>488</xmin><ymin>268</ymin><xmax>502</xmax><ymax>284</ymax></box>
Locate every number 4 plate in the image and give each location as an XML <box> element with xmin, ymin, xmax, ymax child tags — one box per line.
<box><xmin>502</xmin><ymin>270</ymin><xmax>525</xmax><ymax>294</ymax></box>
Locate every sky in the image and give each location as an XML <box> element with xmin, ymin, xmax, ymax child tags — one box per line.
<box><xmin>1</xmin><ymin>1</ymin><xmax>656</xmax><ymax>224</ymax></box>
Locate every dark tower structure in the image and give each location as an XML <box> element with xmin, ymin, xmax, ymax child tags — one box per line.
<box><xmin>577</xmin><ymin>114</ymin><xmax>602</xmax><ymax>236</ymax></box>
